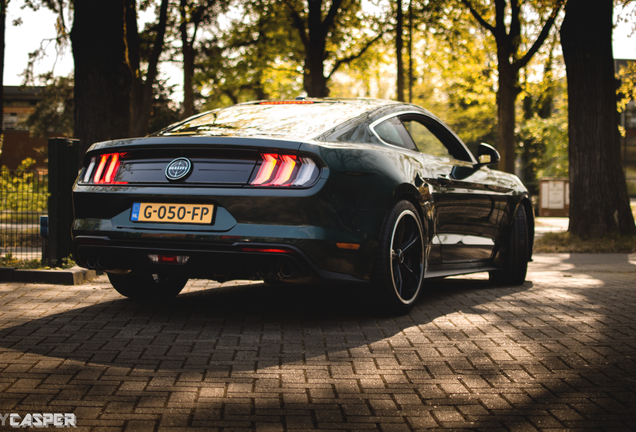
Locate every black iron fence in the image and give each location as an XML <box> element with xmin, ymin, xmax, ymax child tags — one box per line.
<box><xmin>0</xmin><ymin>169</ymin><xmax>48</xmax><ymax>262</ymax></box>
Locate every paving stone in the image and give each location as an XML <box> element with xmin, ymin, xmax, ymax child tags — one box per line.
<box><xmin>1</xmin><ymin>254</ymin><xmax>636</xmax><ymax>430</ymax></box>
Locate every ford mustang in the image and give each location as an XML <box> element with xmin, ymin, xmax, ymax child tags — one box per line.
<box><xmin>72</xmin><ymin>98</ymin><xmax>534</xmax><ymax>314</ymax></box>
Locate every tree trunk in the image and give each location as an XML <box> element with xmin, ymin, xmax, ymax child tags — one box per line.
<box><xmin>303</xmin><ymin>0</ymin><xmax>330</xmax><ymax>97</ymax></box>
<box><xmin>126</xmin><ymin>0</ymin><xmax>143</xmax><ymax>136</ymax></box>
<box><xmin>182</xmin><ymin>44</ymin><xmax>195</xmax><ymax>118</ymax></box>
<box><xmin>71</xmin><ymin>0</ymin><xmax>132</xmax><ymax>160</ymax></box>
<box><xmin>461</xmin><ymin>0</ymin><xmax>561</xmax><ymax>175</ymax></box>
<box><xmin>180</xmin><ymin>0</ymin><xmax>195</xmax><ymax>118</ymax></box>
<box><xmin>304</xmin><ymin>49</ymin><xmax>329</xmax><ymax>97</ymax></box>
<box><xmin>129</xmin><ymin>0</ymin><xmax>169</xmax><ymax>135</ymax></box>
<box><xmin>560</xmin><ymin>0</ymin><xmax>636</xmax><ymax>238</ymax></box>
<box><xmin>396</xmin><ymin>0</ymin><xmax>404</xmax><ymax>102</ymax></box>
<box><xmin>496</xmin><ymin>60</ymin><xmax>518</xmax><ymax>174</ymax></box>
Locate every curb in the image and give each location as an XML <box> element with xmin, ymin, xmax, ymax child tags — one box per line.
<box><xmin>0</xmin><ymin>266</ymin><xmax>99</xmax><ymax>285</ymax></box>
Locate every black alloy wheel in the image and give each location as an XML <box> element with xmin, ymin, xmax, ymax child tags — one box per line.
<box><xmin>489</xmin><ymin>204</ymin><xmax>529</xmax><ymax>285</ymax></box>
<box><xmin>373</xmin><ymin>200</ymin><xmax>426</xmax><ymax>315</ymax></box>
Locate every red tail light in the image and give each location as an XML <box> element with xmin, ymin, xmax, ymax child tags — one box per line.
<box><xmin>258</xmin><ymin>101</ymin><xmax>315</xmax><ymax>105</ymax></box>
<box><xmin>240</xmin><ymin>247</ymin><xmax>294</xmax><ymax>253</ymax></box>
<box><xmin>250</xmin><ymin>153</ymin><xmax>319</xmax><ymax>187</ymax></box>
<box><xmin>82</xmin><ymin>153</ymin><xmax>127</xmax><ymax>185</ymax></box>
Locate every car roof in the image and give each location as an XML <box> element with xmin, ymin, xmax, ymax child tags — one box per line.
<box><xmin>154</xmin><ymin>98</ymin><xmax>403</xmax><ymax>140</ymax></box>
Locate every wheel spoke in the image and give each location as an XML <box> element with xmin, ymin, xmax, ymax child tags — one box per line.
<box><xmin>400</xmin><ymin>262</ymin><xmax>419</xmax><ymax>286</ymax></box>
<box><xmin>393</xmin><ymin>262</ymin><xmax>403</xmax><ymax>295</ymax></box>
<box><xmin>393</xmin><ymin>220</ymin><xmax>405</xmax><ymax>250</ymax></box>
<box><xmin>401</xmin><ymin>233</ymin><xmax>420</xmax><ymax>253</ymax></box>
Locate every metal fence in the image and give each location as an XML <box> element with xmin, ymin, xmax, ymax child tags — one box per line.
<box><xmin>0</xmin><ymin>170</ymin><xmax>48</xmax><ymax>262</ymax></box>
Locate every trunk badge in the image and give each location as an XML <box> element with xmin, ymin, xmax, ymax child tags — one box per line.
<box><xmin>165</xmin><ymin>158</ymin><xmax>192</xmax><ymax>181</ymax></box>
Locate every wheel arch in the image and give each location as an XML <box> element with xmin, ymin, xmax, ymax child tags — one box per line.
<box><xmin>390</xmin><ymin>182</ymin><xmax>433</xmax><ymax>244</ymax></box>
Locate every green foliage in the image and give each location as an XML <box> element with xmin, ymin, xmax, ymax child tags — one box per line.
<box><xmin>405</xmin><ymin>8</ymin><xmax>498</xmax><ymax>154</ymax></box>
<box><xmin>195</xmin><ymin>0</ymin><xmax>389</xmax><ymax>106</ymax></box>
<box><xmin>617</xmin><ymin>60</ymin><xmax>636</xmax><ymax>114</ymax></box>
<box><xmin>196</xmin><ymin>0</ymin><xmax>305</xmax><ymax>108</ymax></box>
<box><xmin>518</xmin><ymin>42</ymin><xmax>569</xmax><ymax>195</ymax></box>
<box><xmin>26</xmin><ymin>73</ymin><xmax>74</xmax><ymax>138</ymax></box>
<box><xmin>147</xmin><ymin>78</ymin><xmax>182</xmax><ymax>133</ymax></box>
<box><xmin>0</xmin><ymin>159</ymin><xmax>49</xmax><ymax>213</ymax></box>
<box><xmin>519</xmin><ymin>110</ymin><xmax>568</xmax><ymax>177</ymax></box>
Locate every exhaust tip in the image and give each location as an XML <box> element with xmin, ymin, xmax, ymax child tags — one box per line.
<box><xmin>278</xmin><ymin>263</ymin><xmax>294</xmax><ymax>279</ymax></box>
<box><xmin>256</xmin><ymin>261</ymin><xmax>273</xmax><ymax>278</ymax></box>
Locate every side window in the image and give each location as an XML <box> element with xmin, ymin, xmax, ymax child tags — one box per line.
<box><xmin>402</xmin><ymin>120</ymin><xmax>450</xmax><ymax>158</ymax></box>
<box><xmin>400</xmin><ymin>115</ymin><xmax>473</xmax><ymax>162</ymax></box>
<box><xmin>373</xmin><ymin>117</ymin><xmax>417</xmax><ymax>151</ymax></box>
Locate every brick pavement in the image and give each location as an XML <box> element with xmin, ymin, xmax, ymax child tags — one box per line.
<box><xmin>1</xmin><ymin>253</ymin><xmax>635</xmax><ymax>431</ymax></box>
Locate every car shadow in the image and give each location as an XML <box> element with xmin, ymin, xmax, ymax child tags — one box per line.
<box><xmin>0</xmin><ymin>276</ymin><xmax>532</xmax><ymax>373</ymax></box>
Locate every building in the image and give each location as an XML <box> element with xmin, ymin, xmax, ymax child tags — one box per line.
<box><xmin>1</xmin><ymin>86</ymin><xmax>48</xmax><ymax>170</ymax></box>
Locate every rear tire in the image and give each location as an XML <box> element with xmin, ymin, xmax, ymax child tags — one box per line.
<box><xmin>372</xmin><ymin>200</ymin><xmax>426</xmax><ymax>315</ymax></box>
<box><xmin>108</xmin><ymin>271</ymin><xmax>188</xmax><ymax>301</ymax></box>
<box><xmin>489</xmin><ymin>205</ymin><xmax>529</xmax><ymax>285</ymax></box>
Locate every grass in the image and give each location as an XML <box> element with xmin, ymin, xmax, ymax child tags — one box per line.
<box><xmin>534</xmin><ymin>231</ymin><xmax>636</xmax><ymax>253</ymax></box>
<box><xmin>532</xmin><ymin>201</ymin><xmax>636</xmax><ymax>253</ymax></box>
<box><xmin>0</xmin><ymin>253</ymin><xmax>76</xmax><ymax>270</ymax></box>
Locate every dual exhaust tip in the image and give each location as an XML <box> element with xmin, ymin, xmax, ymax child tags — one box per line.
<box><xmin>256</xmin><ymin>260</ymin><xmax>295</xmax><ymax>279</ymax></box>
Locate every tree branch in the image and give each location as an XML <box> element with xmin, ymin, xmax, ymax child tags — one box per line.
<box><xmin>322</xmin><ymin>0</ymin><xmax>345</xmax><ymax>38</ymax></box>
<box><xmin>514</xmin><ymin>1</ymin><xmax>563</xmax><ymax>71</ymax></box>
<box><xmin>283</xmin><ymin>0</ymin><xmax>309</xmax><ymax>49</ymax></box>
<box><xmin>327</xmin><ymin>31</ymin><xmax>384</xmax><ymax>79</ymax></box>
<box><xmin>460</xmin><ymin>0</ymin><xmax>495</xmax><ymax>35</ymax></box>
<box><xmin>509</xmin><ymin>0</ymin><xmax>521</xmax><ymax>55</ymax></box>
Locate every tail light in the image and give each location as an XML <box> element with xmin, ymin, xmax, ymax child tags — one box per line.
<box><xmin>81</xmin><ymin>153</ymin><xmax>127</xmax><ymax>185</ymax></box>
<box><xmin>250</xmin><ymin>153</ymin><xmax>320</xmax><ymax>187</ymax></box>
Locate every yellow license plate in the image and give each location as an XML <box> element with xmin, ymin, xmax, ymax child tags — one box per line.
<box><xmin>131</xmin><ymin>203</ymin><xmax>214</xmax><ymax>224</ymax></box>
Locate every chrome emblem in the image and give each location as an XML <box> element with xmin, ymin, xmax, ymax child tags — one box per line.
<box><xmin>165</xmin><ymin>158</ymin><xmax>192</xmax><ymax>181</ymax></box>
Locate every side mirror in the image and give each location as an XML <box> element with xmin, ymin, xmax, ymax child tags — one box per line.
<box><xmin>476</xmin><ymin>143</ymin><xmax>500</xmax><ymax>167</ymax></box>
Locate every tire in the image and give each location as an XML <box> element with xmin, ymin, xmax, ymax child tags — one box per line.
<box><xmin>372</xmin><ymin>200</ymin><xmax>426</xmax><ymax>315</ymax></box>
<box><xmin>489</xmin><ymin>205</ymin><xmax>529</xmax><ymax>285</ymax></box>
<box><xmin>107</xmin><ymin>271</ymin><xmax>188</xmax><ymax>301</ymax></box>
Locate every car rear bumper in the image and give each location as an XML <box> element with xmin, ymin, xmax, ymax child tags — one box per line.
<box><xmin>72</xmin><ymin>222</ymin><xmax>374</xmax><ymax>284</ymax></box>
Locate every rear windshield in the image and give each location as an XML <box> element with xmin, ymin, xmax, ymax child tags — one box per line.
<box><xmin>155</xmin><ymin>101</ymin><xmax>381</xmax><ymax>140</ymax></box>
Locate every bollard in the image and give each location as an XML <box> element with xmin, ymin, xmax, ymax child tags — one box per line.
<box><xmin>47</xmin><ymin>138</ymin><xmax>80</xmax><ymax>266</ymax></box>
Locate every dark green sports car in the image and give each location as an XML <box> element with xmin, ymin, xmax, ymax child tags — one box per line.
<box><xmin>72</xmin><ymin>98</ymin><xmax>534</xmax><ymax>314</ymax></box>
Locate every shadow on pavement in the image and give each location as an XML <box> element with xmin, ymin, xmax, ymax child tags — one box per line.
<box><xmin>1</xmin><ymin>256</ymin><xmax>635</xmax><ymax>429</ymax></box>
<box><xmin>0</xmin><ymin>277</ymin><xmax>527</xmax><ymax>373</ymax></box>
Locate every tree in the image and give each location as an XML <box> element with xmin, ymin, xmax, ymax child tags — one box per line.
<box><xmin>560</xmin><ymin>0</ymin><xmax>636</xmax><ymax>238</ymax></box>
<box><xmin>127</xmin><ymin>0</ymin><xmax>170</xmax><ymax>136</ymax></box>
<box><xmin>410</xmin><ymin>6</ymin><xmax>498</xmax><ymax>155</ymax></box>
<box><xmin>71</xmin><ymin>0</ymin><xmax>132</xmax><ymax>158</ymax></box>
<box><xmin>26</xmin><ymin>73</ymin><xmax>74</xmax><ymax>138</ymax></box>
<box><xmin>459</xmin><ymin>0</ymin><xmax>563</xmax><ymax>173</ymax></box>
<box><xmin>197</xmin><ymin>0</ymin><xmax>305</xmax><ymax>107</ymax></box>
<box><xmin>178</xmin><ymin>0</ymin><xmax>221</xmax><ymax>118</ymax></box>
<box><xmin>284</xmin><ymin>0</ymin><xmax>386</xmax><ymax>97</ymax></box>
<box><xmin>396</xmin><ymin>0</ymin><xmax>404</xmax><ymax>101</ymax></box>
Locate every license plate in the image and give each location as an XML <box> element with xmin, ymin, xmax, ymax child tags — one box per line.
<box><xmin>131</xmin><ymin>203</ymin><xmax>214</xmax><ymax>224</ymax></box>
